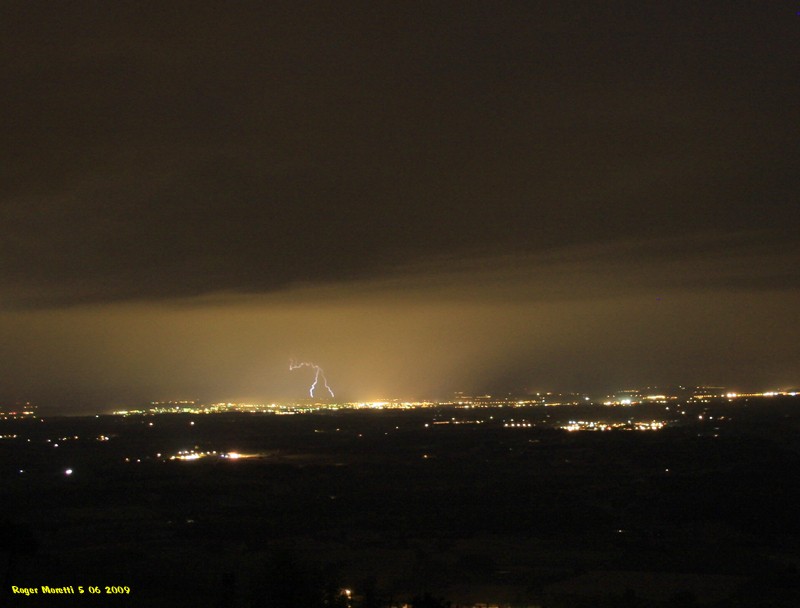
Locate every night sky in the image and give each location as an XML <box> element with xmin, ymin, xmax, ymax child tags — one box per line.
<box><xmin>1</xmin><ymin>2</ymin><xmax>798</xmax><ymax>411</ymax></box>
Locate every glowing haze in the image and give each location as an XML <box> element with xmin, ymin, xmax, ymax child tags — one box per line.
<box><xmin>1</xmin><ymin>239</ymin><xmax>798</xmax><ymax>413</ymax></box>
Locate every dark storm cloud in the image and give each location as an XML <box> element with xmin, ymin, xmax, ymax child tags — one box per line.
<box><xmin>1</xmin><ymin>2</ymin><xmax>799</xmax><ymax>409</ymax></box>
<box><xmin>1</xmin><ymin>1</ymin><xmax>798</xmax><ymax>307</ymax></box>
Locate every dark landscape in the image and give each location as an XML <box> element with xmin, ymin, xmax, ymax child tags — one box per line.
<box><xmin>3</xmin><ymin>396</ymin><xmax>800</xmax><ymax>607</ymax></box>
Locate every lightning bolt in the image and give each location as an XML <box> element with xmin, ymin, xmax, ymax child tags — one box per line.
<box><xmin>289</xmin><ymin>360</ymin><xmax>335</xmax><ymax>398</ymax></box>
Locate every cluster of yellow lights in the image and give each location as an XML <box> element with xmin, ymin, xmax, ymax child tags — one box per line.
<box><xmin>602</xmin><ymin>395</ymin><xmax>675</xmax><ymax>405</ymax></box>
<box><xmin>691</xmin><ymin>390</ymin><xmax>797</xmax><ymax>401</ymax></box>
<box><xmin>109</xmin><ymin>390</ymin><xmax>800</xmax><ymax>418</ymax></box>
<box><xmin>46</xmin><ymin>436</ymin><xmax>79</xmax><ymax>445</ymax></box>
<box><xmin>0</xmin><ymin>408</ymin><xmax>37</xmax><ymax>420</ymax></box>
<box><xmin>114</xmin><ymin>400</ymin><xmax>441</xmax><ymax>416</ymax></box>
<box><xmin>431</xmin><ymin>419</ymin><xmax>485</xmax><ymax>425</ymax></box>
<box><xmin>171</xmin><ymin>452</ymin><xmax>203</xmax><ymax>461</ymax></box>
<box><xmin>561</xmin><ymin>420</ymin><xmax>666</xmax><ymax>432</ymax></box>
<box><xmin>167</xmin><ymin>450</ymin><xmax>253</xmax><ymax>461</ymax></box>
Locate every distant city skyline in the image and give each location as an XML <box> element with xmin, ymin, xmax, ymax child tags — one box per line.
<box><xmin>7</xmin><ymin>383</ymin><xmax>798</xmax><ymax>417</ymax></box>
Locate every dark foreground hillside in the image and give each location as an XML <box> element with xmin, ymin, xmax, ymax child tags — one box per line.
<box><xmin>2</xmin><ymin>399</ymin><xmax>799</xmax><ymax>607</ymax></box>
